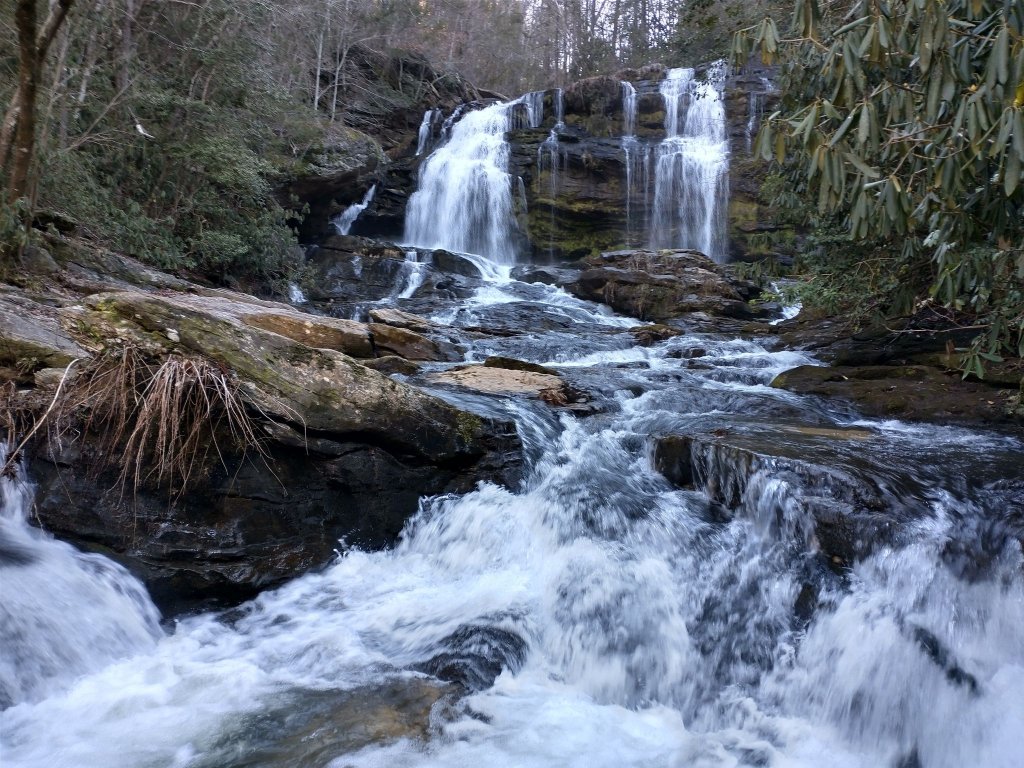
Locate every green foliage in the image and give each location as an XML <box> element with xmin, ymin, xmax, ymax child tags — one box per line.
<box><xmin>674</xmin><ymin>0</ymin><xmax>790</xmax><ymax>63</ymax></box>
<box><xmin>734</xmin><ymin>0</ymin><xmax>1024</xmax><ymax>376</ymax></box>
<box><xmin>4</xmin><ymin>0</ymin><xmax>314</xmax><ymax>288</ymax></box>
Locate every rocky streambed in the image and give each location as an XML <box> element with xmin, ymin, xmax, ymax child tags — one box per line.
<box><xmin>1</xmin><ymin>235</ymin><xmax>1023</xmax><ymax>768</ymax></box>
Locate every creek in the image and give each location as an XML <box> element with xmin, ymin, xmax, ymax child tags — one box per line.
<box><xmin>1</xmin><ymin>69</ymin><xmax>1023</xmax><ymax>768</ymax></box>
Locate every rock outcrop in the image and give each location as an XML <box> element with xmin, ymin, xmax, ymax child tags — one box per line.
<box><xmin>2</xmin><ymin>242</ymin><xmax>521</xmax><ymax>613</ymax></box>
<box><xmin>564</xmin><ymin>248</ymin><xmax>764</xmax><ymax>322</ymax></box>
<box><xmin>650</xmin><ymin>425</ymin><xmax>915</xmax><ymax>567</ymax></box>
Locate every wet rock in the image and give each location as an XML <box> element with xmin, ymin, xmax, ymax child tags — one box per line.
<box><xmin>199</xmin><ymin>677</ymin><xmax>452</xmax><ymax>765</ymax></box>
<box><xmin>430</xmin><ymin>249</ymin><xmax>483</xmax><ymax>279</ymax></box>
<box><xmin>510</xmin><ymin>265</ymin><xmax>578</xmax><ymax>286</ymax></box>
<box><xmin>482</xmin><ymin>356</ymin><xmax>558</xmax><ymax>376</ymax></box>
<box><xmin>416</xmin><ymin>625</ymin><xmax>528</xmax><ymax>692</ymax></box>
<box><xmin>368</xmin><ymin>307</ymin><xmax>435</xmax><ymax>333</ymax></box>
<box><xmin>363</xmin><ymin>355</ymin><xmax>421</xmax><ymax>376</ymax></box>
<box><xmin>630</xmin><ymin>324</ymin><xmax>683</xmax><ymax>346</ymax></box>
<box><xmin>305</xmin><ymin>236</ymin><xmax>408</xmax><ymax>302</ymax></box>
<box><xmin>771</xmin><ymin>365</ymin><xmax>1022</xmax><ymax>427</ymax></box>
<box><xmin>565</xmin><ymin>249</ymin><xmax>764</xmax><ymax>322</ymax></box>
<box><xmin>650</xmin><ymin>435</ymin><xmax>695</xmax><ymax>487</ymax></box>
<box><xmin>369</xmin><ymin>323</ymin><xmax>463</xmax><ymax>361</ymax></box>
<box><xmin>651</xmin><ymin>425</ymin><xmax>914</xmax><ymax>565</ymax></box>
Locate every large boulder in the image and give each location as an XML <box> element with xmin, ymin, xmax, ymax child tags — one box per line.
<box><xmin>26</xmin><ymin>288</ymin><xmax>521</xmax><ymax>611</ymax></box>
<box><xmin>564</xmin><ymin>248</ymin><xmax>763</xmax><ymax>321</ymax></box>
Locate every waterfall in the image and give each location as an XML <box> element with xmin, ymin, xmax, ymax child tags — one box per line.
<box><xmin>440</xmin><ymin>105</ymin><xmax>468</xmax><ymax>142</ymax></box>
<box><xmin>416</xmin><ymin>109</ymin><xmax>440</xmax><ymax>156</ymax></box>
<box><xmin>523</xmin><ymin>91</ymin><xmax>545</xmax><ymax>129</ymax></box>
<box><xmin>0</xmin><ymin>448</ymin><xmax>162</xmax><ymax>708</ymax></box>
<box><xmin>333</xmin><ymin>184</ymin><xmax>377</xmax><ymax>236</ymax></box>
<box><xmin>650</xmin><ymin>64</ymin><xmax>730</xmax><ymax>261</ymax></box>
<box><xmin>746</xmin><ymin>76</ymin><xmax>774</xmax><ymax>152</ymax></box>
<box><xmin>621</xmin><ymin>81</ymin><xmax>649</xmax><ymax>245</ymax></box>
<box><xmin>404</xmin><ymin>101</ymin><xmax>520</xmax><ymax>264</ymax></box>
<box><xmin>395</xmin><ymin>250</ymin><xmax>429</xmax><ymax>299</ymax></box>
<box><xmin>621</xmin><ymin>81</ymin><xmax>637</xmax><ymax>138</ymax></box>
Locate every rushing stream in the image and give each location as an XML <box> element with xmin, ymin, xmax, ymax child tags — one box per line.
<box><xmin>2</xmin><ymin>79</ymin><xmax>1023</xmax><ymax>768</ymax></box>
<box><xmin>2</xmin><ymin>267</ymin><xmax>1022</xmax><ymax>768</ymax></box>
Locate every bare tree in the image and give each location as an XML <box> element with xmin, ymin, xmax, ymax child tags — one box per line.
<box><xmin>2</xmin><ymin>0</ymin><xmax>76</xmax><ymax>203</ymax></box>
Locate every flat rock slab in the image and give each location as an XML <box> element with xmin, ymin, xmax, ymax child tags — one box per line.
<box><xmin>427</xmin><ymin>365</ymin><xmax>564</xmax><ymax>395</ymax></box>
<box><xmin>0</xmin><ymin>294</ymin><xmax>92</xmax><ymax>369</ymax></box>
<box><xmin>368</xmin><ymin>307</ymin><xmax>436</xmax><ymax>333</ymax></box>
<box><xmin>771</xmin><ymin>364</ymin><xmax>1023</xmax><ymax>428</ymax></box>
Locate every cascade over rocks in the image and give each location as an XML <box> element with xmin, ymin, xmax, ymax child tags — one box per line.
<box><xmin>651</xmin><ymin>427</ymin><xmax>912</xmax><ymax>567</ymax></box>
<box><xmin>288</xmin><ymin>59</ymin><xmax>782</xmax><ymax>262</ymax></box>
<box><xmin>277</xmin><ymin>45</ymin><xmax>484</xmax><ymax>243</ymax></box>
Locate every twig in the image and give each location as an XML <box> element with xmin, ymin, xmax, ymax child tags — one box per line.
<box><xmin>0</xmin><ymin>358</ymin><xmax>83</xmax><ymax>477</ymax></box>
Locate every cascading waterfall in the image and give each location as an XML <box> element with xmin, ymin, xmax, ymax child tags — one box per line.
<box><xmin>404</xmin><ymin>101</ymin><xmax>521</xmax><ymax>264</ymax></box>
<box><xmin>0</xmin><ymin>447</ymin><xmax>162</xmax><ymax>710</ymax></box>
<box><xmin>746</xmin><ymin>76</ymin><xmax>774</xmax><ymax>152</ymax></box>
<box><xmin>416</xmin><ymin>109</ymin><xmax>440</xmax><ymax>156</ymax></box>
<box><xmin>650</xmin><ymin>63</ymin><xmax>730</xmax><ymax>261</ymax></box>
<box><xmin>3</xmin><ymin>64</ymin><xmax>1021</xmax><ymax>768</ymax></box>
<box><xmin>621</xmin><ymin>80</ymin><xmax>650</xmax><ymax>246</ymax></box>
<box><xmin>535</xmin><ymin>88</ymin><xmax>565</xmax><ymax>257</ymax></box>
<box><xmin>523</xmin><ymin>91</ymin><xmax>545</xmax><ymax>129</ymax></box>
<box><xmin>395</xmin><ymin>249</ymin><xmax>429</xmax><ymax>299</ymax></box>
<box><xmin>1</xmin><ymin>274</ymin><xmax>1022</xmax><ymax>767</ymax></box>
<box><xmin>621</xmin><ymin>81</ymin><xmax>637</xmax><ymax>137</ymax></box>
<box><xmin>332</xmin><ymin>184</ymin><xmax>377</xmax><ymax>236</ymax></box>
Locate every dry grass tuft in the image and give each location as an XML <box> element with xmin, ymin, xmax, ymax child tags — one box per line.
<box><xmin>52</xmin><ymin>347</ymin><xmax>270</xmax><ymax>496</ymax></box>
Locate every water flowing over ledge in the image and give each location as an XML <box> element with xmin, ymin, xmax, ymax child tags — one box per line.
<box><xmin>650</xmin><ymin>64</ymin><xmax>730</xmax><ymax>261</ymax></box>
<box><xmin>404</xmin><ymin>101</ymin><xmax>521</xmax><ymax>264</ymax></box>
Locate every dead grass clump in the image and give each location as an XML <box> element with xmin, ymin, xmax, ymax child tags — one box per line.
<box><xmin>53</xmin><ymin>347</ymin><xmax>269</xmax><ymax>496</ymax></box>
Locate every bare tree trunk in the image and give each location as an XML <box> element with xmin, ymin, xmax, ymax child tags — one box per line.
<box><xmin>7</xmin><ymin>0</ymin><xmax>40</xmax><ymax>202</ymax></box>
<box><xmin>313</xmin><ymin>27</ymin><xmax>324</xmax><ymax>112</ymax></box>
<box><xmin>117</xmin><ymin>0</ymin><xmax>137</xmax><ymax>95</ymax></box>
<box><xmin>5</xmin><ymin>0</ymin><xmax>77</xmax><ymax>203</ymax></box>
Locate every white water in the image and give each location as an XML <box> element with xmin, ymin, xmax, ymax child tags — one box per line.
<box><xmin>522</xmin><ymin>91</ymin><xmax>545</xmax><ymax>129</ymax></box>
<box><xmin>332</xmin><ymin>184</ymin><xmax>377</xmax><ymax>236</ymax></box>
<box><xmin>0</xmin><ymin>448</ymin><xmax>162</xmax><ymax>711</ymax></box>
<box><xmin>650</xmin><ymin>64</ymin><xmax>730</xmax><ymax>261</ymax></box>
<box><xmin>395</xmin><ymin>250</ymin><xmax>429</xmax><ymax>299</ymax></box>
<box><xmin>621</xmin><ymin>81</ymin><xmax>637</xmax><ymax>138</ymax></box>
<box><xmin>3</xmin><ymin>302</ymin><xmax>1021</xmax><ymax>767</ymax></box>
<box><xmin>746</xmin><ymin>76</ymin><xmax>774</xmax><ymax>152</ymax></box>
<box><xmin>404</xmin><ymin>102</ymin><xmax>521</xmax><ymax>263</ymax></box>
<box><xmin>415</xmin><ymin>109</ymin><xmax>439</xmax><ymax>156</ymax></box>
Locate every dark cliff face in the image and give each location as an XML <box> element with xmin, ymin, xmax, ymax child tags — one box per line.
<box><xmin>289</xmin><ymin>60</ymin><xmax>784</xmax><ymax>263</ymax></box>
